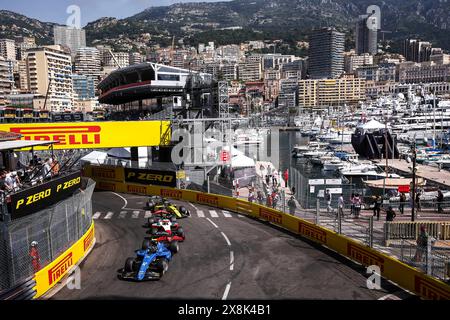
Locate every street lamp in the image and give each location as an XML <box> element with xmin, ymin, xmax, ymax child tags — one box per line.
<box><xmin>407</xmin><ymin>139</ymin><xmax>417</xmax><ymax>222</ymax></box>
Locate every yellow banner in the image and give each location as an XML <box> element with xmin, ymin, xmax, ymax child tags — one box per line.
<box><xmin>0</xmin><ymin>121</ymin><xmax>171</xmax><ymax>150</ymax></box>
<box><xmin>33</xmin><ymin>222</ymin><xmax>95</xmax><ymax>298</ymax></box>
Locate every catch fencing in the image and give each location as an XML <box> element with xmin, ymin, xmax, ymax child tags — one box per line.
<box><xmin>0</xmin><ymin>178</ymin><xmax>95</xmax><ymax>293</ymax></box>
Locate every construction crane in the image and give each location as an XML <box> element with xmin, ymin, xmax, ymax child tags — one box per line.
<box><xmin>380</xmin><ymin>30</ymin><xmax>392</xmax><ymax>42</ymax></box>
<box><xmin>107</xmin><ymin>48</ymin><xmax>123</xmax><ymax>69</ymax></box>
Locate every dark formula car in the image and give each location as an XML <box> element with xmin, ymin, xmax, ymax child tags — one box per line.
<box><xmin>118</xmin><ymin>239</ymin><xmax>179</xmax><ymax>281</ymax></box>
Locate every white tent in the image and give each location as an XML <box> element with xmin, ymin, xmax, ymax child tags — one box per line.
<box><xmin>231</xmin><ymin>153</ymin><xmax>255</xmax><ymax>168</ymax></box>
<box><xmin>80</xmin><ymin>151</ymin><xmax>108</xmax><ymax>164</ymax></box>
<box><xmin>358</xmin><ymin>119</ymin><xmax>386</xmax><ymax>130</ymax></box>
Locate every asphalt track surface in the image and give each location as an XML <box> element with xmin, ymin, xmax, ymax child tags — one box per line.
<box><xmin>53</xmin><ymin>191</ymin><xmax>411</xmax><ymax>300</ymax></box>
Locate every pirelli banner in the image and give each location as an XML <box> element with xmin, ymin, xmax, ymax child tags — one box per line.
<box><xmin>8</xmin><ymin>172</ymin><xmax>82</xmax><ymax>220</ymax></box>
<box><xmin>33</xmin><ymin>222</ymin><xmax>95</xmax><ymax>298</ymax></box>
<box><xmin>124</xmin><ymin>168</ymin><xmax>176</xmax><ymax>187</ymax></box>
<box><xmin>0</xmin><ymin>121</ymin><xmax>171</xmax><ymax>150</ymax></box>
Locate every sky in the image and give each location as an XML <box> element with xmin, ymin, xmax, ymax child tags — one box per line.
<box><xmin>1</xmin><ymin>0</ymin><xmax>226</xmax><ymax>26</ymax></box>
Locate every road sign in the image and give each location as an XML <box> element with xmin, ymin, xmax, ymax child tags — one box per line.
<box><xmin>310</xmin><ymin>186</ymin><xmax>315</xmax><ymax>193</ymax></box>
<box><xmin>325</xmin><ymin>179</ymin><xmax>342</xmax><ymax>185</ymax></box>
<box><xmin>309</xmin><ymin>179</ymin><xmax>325</xmax><ymax>185</ymax></box>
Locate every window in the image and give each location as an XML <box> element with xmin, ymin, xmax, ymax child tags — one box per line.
<box><xmin>157</xmin><ymin>74</ymin><xmax>180</xmax><ymax>81</ymax></box>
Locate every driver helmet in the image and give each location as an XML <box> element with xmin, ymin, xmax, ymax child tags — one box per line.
<box><xmin>31</xmin><ymin>241</ymin><xmax>38</xmax><ymax>247</ymax></box>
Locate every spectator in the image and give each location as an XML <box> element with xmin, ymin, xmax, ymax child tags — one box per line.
<box><xmin>283</xmin><ymin>169</ymin><xmax>289</xmax><ymax>188</ymax></box>
<box><xmin>248</xmin><ymin>190</ymin><xmax>255</xmax><ymax>203</ymax></box>
<box><xmin>338</xmin><ymin>194</ymin><xmax>344</xmax><ymax>218</ymax></box>
<box><xmin>325</xmin><ymin>189</ymin><xmax>332</xmax><ymax>214</ymax></box>
<box><xmin>288</xmin><ymin>196</ymin><xmax>296</xmax><ymax>215</ymax></box>
<box><xmin>42</xmin><ymin>159</ymin><xmax>52</xmax><ymax>181</ymax></box>
<box><xmin>437</xmin><ymin>189</ymin><xmax>444</xmax><ymax>213</ymax></box>
<box><xmin>385</xmin><ymin>206</ymin><xmax>396</xmax><ymax>222</ymax></box>
<box><xmin>51</xmin><ymin>156</ymin><xmax>60</xmax><ymax>176</ymax></box>
<box><xmin>257</xmin><ymin>191</ymin><xmax>264</xmax><ymax>204</ymax></box>
<box><xmin>373</xmin><ymin>196</ymin><xmax>381</xmax><ymax>221</ymax></box>
<box><xmin>291</xmin><ymin>186</ymin><xmax>296</xmax><ymax>196</ymax></box>
<box><xmin>399</xmin><ymin>192</ymin><xmax>406</xmax><ymax>215</ymax></box>
<box><xmin>415</xmin><ymin>191</ymin><xmax>422</xmax><ymax>212</ymax></box>
<box><xmin>5</xmin><ymin>172</ymin><xmax>21</xmax><ymax>192</ymax></box>
<box><xmin>353</xmin><ymin>193</ymin><xmax>362</xmax><ymax>218</ymax></box>
<box><xmin>414</xmin><ymin>225</ymin><xmax>428</xmax><ymax>262</ymax></box>
<box><xmin>272</xmin><ymin>192</ymin><xmax>279</xmax><ymax>209</ymax></box>
<box><xmin>350</xmin><ymin>193</ymin><xmax>355</xmax><ymax>216</ymax></box>
<box><xmin>266</xmin><ymin>194</ymin><xmax>273</xmax><ymax>208</ymax></box>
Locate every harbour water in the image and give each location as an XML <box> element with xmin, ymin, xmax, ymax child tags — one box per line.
<box><xmin>243</xmin><ymin>131</ymin><xmax>369</xmax><ymax>209</ymax></box>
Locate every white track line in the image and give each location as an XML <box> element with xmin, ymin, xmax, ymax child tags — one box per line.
<box><xmin>189</xmin><ymin>203</ymin><xmax>198</xmax><ymax>210</ymax></box>
<box><xmin>221</xmin><ymin>232</ymin><xmax>231</xmax><ymax>246</ymax></box>
<box><xmin>92</xmin><ymin>212</ymin><xmax>101</xmax><ymax>220</ymax></box>
<box><xmin>111</xmin><ymin>192</ymin><xmax>128</xmax><ymax>209</ymax></box>
<box><xmin>197</xmin><ymin>210</ymin><xmax>205</xmax><ymax>218</ymax></box>
<box><xmin>132</xmin><ymin>211</ymin><xmax>140</xmax><ymax>219</ymax></box>
<box><xmin>222</xmin><ymin>282</ymin><xmax>231</xmax><ymax>300</ymax></box>
<box><xmin>104</xmin><ymin>212</ymin><xmax>114</xmax><ymax>219</ymax></box>
<box><xmin>144</xmin><ymin>211</ymin><xmax>152</xmax><ymax>218</ymax></box>
<box><xmin>222</xmin><ymin>210</ymin><xmax>232</xmax><ymax>218</ymax></box>
<box><xmin>238</xmin><ymin>214</ymin><xmax>244</xmax><ymax>218</ymax></box>
<box><xmin>119</xmin><ymin>211</ymin><xmax>127</xmax><ymax>219</ymax></box>
<box><xmin>206</xmin><ymin>218</ymin><xmax>218</xmax><ymax>229</ymax></box>
<box><xmin>230</xmin><ymin>251</ymin><xmax>234</xmax><ymax>271</ymax></box>
<box><xmin>209</xmin><ymin>210</ymin><xmax>219</xmax><ymax>218</ymax></box>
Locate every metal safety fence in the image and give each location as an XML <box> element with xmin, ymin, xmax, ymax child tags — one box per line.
<box><xmin>0</xmin><ymin>178</ymin><xmax>95</xmax><ymax>292</ymax></box>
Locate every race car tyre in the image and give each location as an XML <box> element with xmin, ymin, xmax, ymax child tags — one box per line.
<box><xmin>149</xmin><ymin>228</ymin><xmax>157</xmax><ymax>235</ymax></box>
<box><xmin>170</xmin><ymin>217</ymin><xmax>177</xmax><ymax>223</ymax></box>
<box><xmin>124</xmin><ymin>257</ymin><xmax>136</xmax><ymax>272</ymax></box>
<box><xmin>179</xmin><ymin>206</ymin><xmax>187</xmax><ymax>215</ymax></box>
<box><xmin>142</xmin><ymin>239</ymin><xmax>151</xmax><ymax>250</ymax></box>
<box><xmin>156</xmin><ymin>258</ymin><xmax>169</xmax><ymax>275</ymax></box>
<box><xmin>176</xmin><ymin>227</ymin><xmax>185</xmax><ymax>238</ymax></box>
<box><xmin>168</xmin><ymin>241</ymin><xmax>179</xmax><ymax>254</ymax></box>
<box><xmin>148</xmin><ymin>218</ymin><xmax>155</xmax><ymax>225</ymax></box>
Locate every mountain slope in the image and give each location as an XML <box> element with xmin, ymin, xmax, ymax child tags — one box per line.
<box><xmin>0</xmin><ymin>10</ymin><xmax>56</xmax><ymax>44</ymax></box>
<box><xmin>1</xmin><ymin>0</ymin><xmax>450</xmax><ymax>51</ymax></box>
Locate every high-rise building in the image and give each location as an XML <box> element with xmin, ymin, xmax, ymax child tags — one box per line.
<box><xmin>403</xmin><ymin>39</ymin><xmax>433</xmax><ymax>63</ymax></box>
<box><xmin>53</xmin><ymin>26</ymin><xmax>86</xmax><ymax>56</ymax></box>
<box><xmin>26</xmin><ymin>45</ymin><xmax>73</xmax><ymax>111</ymax></box>
<box><xmin>102</xmin><ymin>51</ymin><xmax>129</xmax><ymax>69</ymax></box>
<box><xmin>0</xmin><ymin>57</ymin><xmax>14</xmax><ymax>106</ymax></box>
<box><xmin>72</xmin><ymin>74</ymin><xmax>96</xmax><ymax>100</ymax></box>
<box><xmin>308</xmin><ymin>28</ymin><xmax>345</xmax><ymax>79</ymax></box>
<box><xmin>16</xmin><ymin>60</ymin><xmax>29</xmax><ymax>92</ymax></box>
<box><xmin>0</xmin><ymin>39</ymin><xmax>16</xmax><ymax>61</ymax></box>
<box><xmin>355</xmin><ymin>15</ymin><xmax>378</xmax><ymax>55</ymax></box>
<box><xmin>129</xmin><ymin>52</ymin><xmax>144</xmax><ymax>66</ymax></box>
<box><xmin>15</xmin><ymin>37</ymin><xmax>36</xmax><ymax>61</ymax></box>
<box><xmin>238</xmin><ymin>61</ymin><xmax>262</xmax><ymax>82</ymax></box>
<box><xmin>344</xmin><ymin>52</ymin><xmax>374</xmax><ymax>73</ymax></box>
<box><xmin>74</xmin><ymin>47</ymin><xmax>101</xmax><ymax>87</ymax></box>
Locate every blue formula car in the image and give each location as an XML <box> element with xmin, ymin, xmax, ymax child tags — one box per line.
<box><xmin>119</xmin><ymin>239</ymin><xmax>179</xmax><ymax>281</ymax></box>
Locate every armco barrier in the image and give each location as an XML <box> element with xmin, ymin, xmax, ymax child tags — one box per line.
<box><xmin>89</xmin><ymin>177</ymin><xmax>450</xmax><ymax>300</ymax></box>
<box><xmin>33</xmin><ymin>222</ymin><xmax>95</xmax><ymax>299</ymax></box>
<box><xmin>0</xmin><ymin>277</ymin><xmax>36</xmax><ymax>300</ymax></box>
